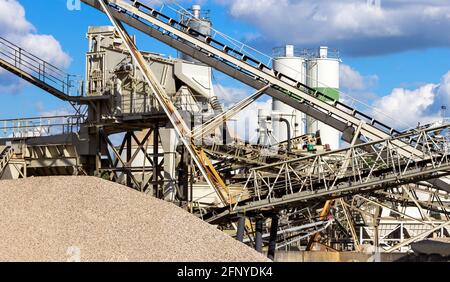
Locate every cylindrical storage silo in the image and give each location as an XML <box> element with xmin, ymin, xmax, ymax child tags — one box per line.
<box><xmin>272</xmin><ymin>45</ymin><xmax>307</xmax><ymax>143</ymax></box>
<box><xmin>306</xmin><ymin>46</ymin><xmax>341</xmax><ymax>150</ymax></box>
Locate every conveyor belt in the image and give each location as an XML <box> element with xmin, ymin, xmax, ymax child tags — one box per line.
<box><xmin>206</xmin><ymin>162</ymin><xmax>450</xmax><ymax>224</ymax></box>
<box><xmin>81</xmin><ymin>0</ymin><xmax>425</xmax><ymax>159</ymax></box>
<box><xmin>78</xmin><ymin>0</ymin><xmax>450</xmax><ymax>196</ymax></box>
<box><xmin>204</xmin><ymin>124</ymin><xmax>450</xmax><ymax>222</ymax></box>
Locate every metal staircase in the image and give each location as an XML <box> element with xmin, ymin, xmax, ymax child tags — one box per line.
<box><xmin>0</xmin><ymin>37</ymin><xmax>107</xmax><ymax>103</ymax></box>
<box><xmin>0</xmin><ymin>146</ymin><xmax>13</xmax><ymax>178</ymax></box>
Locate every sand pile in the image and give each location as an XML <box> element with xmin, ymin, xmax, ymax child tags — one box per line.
<box><xmin>0</xmin><ymin>176</ymin><xmax>268</xmax><ymax>262</ymax></box>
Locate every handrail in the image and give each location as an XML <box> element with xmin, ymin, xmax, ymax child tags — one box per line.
<box><xmin>0</xmin><ymin>115</ymin><xmax>85</xmax><ymax>138</ymax></box>
<box><xmin>0</xmin><ymin>37</ymin><xmax>82</xmax><ymax>97</ymax></box>
<box><xmin>0</xmin><ymin>146</ymin><xmax>13</xmax><ymax>175</ymax></box>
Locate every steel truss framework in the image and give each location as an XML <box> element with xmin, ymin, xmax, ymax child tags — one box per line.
<box><xmin>202</xmin><ymin>125</ymin><xmax>450</xmax><ymax>221</ymax></box>
<box><xmin>203</xmin><ymin>125</ymin><xmax>450</xmax><ymax>253</ymax></box>
<box><xmin>98</xmin><ymin>128</ymin><xmax>165</xmax><ymax>195</ymax></box>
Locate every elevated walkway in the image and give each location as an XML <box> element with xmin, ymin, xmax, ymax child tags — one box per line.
<box><xmin>0</xmin><ymin>37</ymin><xmax>107</xmax><ymax>103</ymax></box>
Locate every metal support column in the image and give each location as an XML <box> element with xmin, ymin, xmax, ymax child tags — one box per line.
<box><xmin>95</xmin><ymin>128</ymin><xmax>103</xmax><ymax>177</ymax></box>
<box><xmin>374</xmin><ymin>206</ymin><xmax>382</xmax><ymax>250</ymax></box>
<box><xmin>267</xmin><ymin>215</ymin><xmax>279</xmax><ymax>261</ymax></box>
<box><xmin>153</xmin><ymin>126</ymin><xmax>160</xmax><ymax>198</ymax></box>
<box><xmin>126</xmin><ymin>131</ymin><xmax>132</xmax><ymax>188</ymax></box>
<box><xmin>236</xmin><ymin>215</ymin><xmax>246</xmax><ymax>242</ymax></box>
<box><xmin>255</xmin><ymin>218</ymin><xmax>264</xmax><ymax>253</ymax></box>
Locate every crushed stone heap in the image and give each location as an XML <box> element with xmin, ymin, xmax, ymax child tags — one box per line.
<box><xmin>0</xmin><ymin>176</ymin><xmax>269</xmax><ymax>262</ymax></box>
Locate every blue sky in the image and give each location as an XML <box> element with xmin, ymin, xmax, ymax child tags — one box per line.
<box><xmin>2</xmin><ymin>0</ymin><xmax>450</xmax><ymax>130</ymax></box>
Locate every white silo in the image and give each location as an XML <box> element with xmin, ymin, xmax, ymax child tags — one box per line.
<box><xmin>272</xmin><ymin>45</ymin><xmax>307</xmax><ymax>143</ymax></box>
<box><xmin>306</xmin><ymin>46</ymin><xmax>341</xmax><ymax>150</ymax></box>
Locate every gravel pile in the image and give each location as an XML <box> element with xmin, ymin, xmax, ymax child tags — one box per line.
<box><xmin>0</xmin><ymin>176</ymin><xmax>268</xmax><ymax>262</ymax></box>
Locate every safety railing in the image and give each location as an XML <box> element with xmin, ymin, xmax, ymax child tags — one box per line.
<box><xmin>272</xmin><ymin>46</ymin><xmax>340</xmax><ymax>60</ymax></box>
<box><xmin>0</xmin><ymin>37</ymin><xmax>83</xmax><ymax>97</ymax></box>
<box><xmin>117</xmin><ymin>95</ymin><xmax>161</xmax><ymax>115</ymax></box>
<box><xmin>0</xmin><ymin>115</ymin><xmax>85</xmax><ymax>139</ymax></box>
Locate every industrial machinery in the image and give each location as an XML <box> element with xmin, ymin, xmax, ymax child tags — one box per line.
<box><xmin>0</xmin><ymin>0</ymin><xmax>449</xmax><ymax>260</ymax></box>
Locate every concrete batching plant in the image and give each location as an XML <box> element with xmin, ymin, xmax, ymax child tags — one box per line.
<box><xmin>0</xmin><ymin>0</ymin><xmax>449</xmax><ymax>262</ymax></box>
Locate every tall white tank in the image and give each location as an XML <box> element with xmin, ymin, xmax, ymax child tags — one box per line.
<box><xmin>272</xmin><ymin>45</ymin><xmax>306</xmax><ymax>143</ymax></box>
<box><xmin>306</xmin><ymin>46</ymin><xmax>341</xmax><ymax>150</ymax></box>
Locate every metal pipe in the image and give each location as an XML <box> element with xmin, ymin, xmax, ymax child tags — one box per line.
<box><xmin>278</xmin><ymin>117</ymin><xmax>292</xmax><ymax>152</ymax></box>
<box><xmin>242</xmin><ymin>220</ymin><xmax>331</xmax><ymax>243</ymax></box>
<box><xmin>153</xmin><ymin>127</ymin><xmax>159</xmax><ymax>198</ymax></box>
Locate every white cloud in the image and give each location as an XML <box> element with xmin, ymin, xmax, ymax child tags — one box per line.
<box><xmin>340</xmin><ymin>64</ymin><xmax>378</xmax><ymax>91</ymax></box>
<box><xmin>16</xmin><ymin>34</ymin><xmax>71</xmax><ymax>69</ymax></box>
<box><xmin>438</xmin><ymin>71</ymin><xmax>450</xmax><ymax>108</ymax></box>
<box><xmin>38</xmin><ymin>107</ymin><xmax>73</xmax><ymax>118</ymax></box>
<box><xmin>0</xmin><ymin>0</ymin><xmax>34</xmax><ymax>35</ymax></box>
<box><xmin>370</xmin><ymin>70</ymin><xmax>450</xmax><ymax>129</ymax></box>
<box><xmin>216</xmin><ymin>0</ymin><xmax>450</xmax><ymax>56</ymax></box>
<box><xmin>0</xmin><ymin>0</ymin><xmax>71</xmax><ymax>68</ymax></box>
<box><xmin>338</xmin><ymin>64</ymin><xmax>380</xmax><ymax>112</ymax></box>
<box><xmin>341</xmin><ymin>64</ymin><xmax>365</xmax><ymax>91</ymax></box>
<box><xmin>0</xmin><ymin>0</ymin><xmax>72</xmax><ymax>94</ymax></box>
<box><xmin>372</xmin><ymin>84</ymin><xmax>439</xmax><ymax>128</ymax></box>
